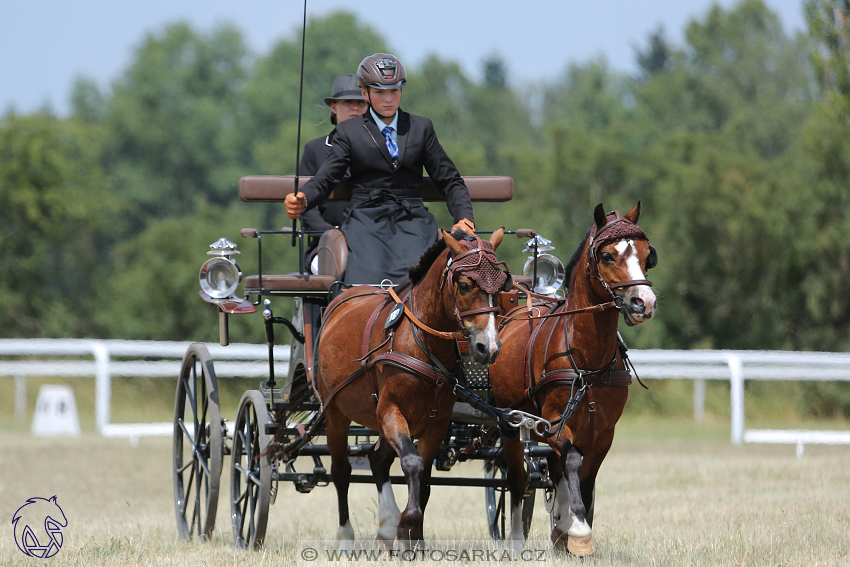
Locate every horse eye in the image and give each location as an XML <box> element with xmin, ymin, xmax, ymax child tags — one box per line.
<box><xmin>601</xmin><ymin>252</ymin><xmax>615</xmax><ymax>263</ymax></box>
<box><xmin>458</xmin><ymin>281</ymin><xmax>471</xmax><ymax>293</ymax></box>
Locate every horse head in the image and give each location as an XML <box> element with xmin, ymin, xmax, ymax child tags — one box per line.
<box><xmin>586</xmin><ymin>202</ymin><xmax>657</xmax><ymax>327</ymax></box>
<box><xmin>440</xmin><ymin>228</ymin><xmax>507</xmax><ymax>364</ymax></box>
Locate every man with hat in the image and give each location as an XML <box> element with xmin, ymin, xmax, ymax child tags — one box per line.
<box><xmin>299</xmin><ymin>74</ymin><xmax>368</xmax><ymax>272</ymax></box>
<box><xmin>286</xmin><ymin>54</ymin><xmax>475</xmax><ymax>285</ymax></box>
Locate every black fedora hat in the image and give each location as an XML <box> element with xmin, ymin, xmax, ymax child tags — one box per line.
<box><xmin>324</xmin><ymin>74</ymin><xmax>365</xmax><ymax>106</ymax></box>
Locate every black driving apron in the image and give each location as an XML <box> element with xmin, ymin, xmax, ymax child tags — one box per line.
<box><xmin>341</xmin><ymin>188</ymin><xmax>439</xmax><ymax>285</ymax></box>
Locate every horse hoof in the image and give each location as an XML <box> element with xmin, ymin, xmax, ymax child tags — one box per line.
<box><xmin>551</xmin><ymin>528</ymin><xmax>569</xmax><ymax>551</ymax></box>
<box><xmin>567</xmin><ymin>534</ymin><xmax>595</xmax><ymax>556</ymax></box>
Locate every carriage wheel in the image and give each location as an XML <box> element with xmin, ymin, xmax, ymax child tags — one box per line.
<box><xmin>230</xmin><ymin>390</ymin><xmax>273</xmax><ymax>549</ymax></box>
<box><xmin>173</xmin><ymin>343</ymin><xmax>224</xmax><ymax>541</ymax></box>
<box><xmin>484</xmin><ymin>456</ymin><xmax>535</xmax><ymax>541</ymax></box>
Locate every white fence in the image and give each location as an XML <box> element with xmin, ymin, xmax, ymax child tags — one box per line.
<box><xmin>0</xmin><ymin>339</ymin><xmax>289</xmax><ymax>440</ymax></box>
<box><xmin>628</xmin><ymin>349</ymin><xmax>850</xmax><ymax>455</ymax></box>
<box><xmin>2</xmin><ymin>340</ymin><xmax>849</xmax><ymax>454</ymax></box>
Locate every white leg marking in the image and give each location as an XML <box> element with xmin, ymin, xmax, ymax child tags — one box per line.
<box><xmin>554</xmin><ymin>477</ymin><xmax>572</xmax><ymax>532</ymax></box>
<box><xmin>336</xmin><ymin>519</ymin><xmax>355</xmax><ymax>551</ymax></box>
<box><xmin>567</xmin><ymin>510</ymin><xmax>592</xmax><ymax>537</ymax></box>
<box><xmin>508</xmin><ymin>501</ymin><xmax>525</xmax><ymax>553</ymax></box>
<box><xmin>376</xmin><ymin>481</ymin><xmax>401</xmax><ymax>541</ymax></box>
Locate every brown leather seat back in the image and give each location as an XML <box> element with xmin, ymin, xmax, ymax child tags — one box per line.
<box><xmin>316</xmin><ymin>229</ymin><xmax>348</xmax><ymax>278</ymax></box>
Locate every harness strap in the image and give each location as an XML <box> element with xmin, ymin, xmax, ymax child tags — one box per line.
<box><xmin>459</xmin><ymin>306</ymin><xmax>501</xmax><ymax>317</ymax></box>
<box><xmin>529</xmin><ymin>368</ymin><xmax>632</xmax><ymax>399</ymax></box>
<box><xmin>387</xmin><ymin>285</ymin><xmax>466</xmax><ymax>340</ymax></box>
<box><xmin>609</xmin><ymin>279</ymin><xmax>653</xmax><ymax>289</ymax></box>
<box><xmin>370</xmin><ymin>350</ymin><xmax>452</xmax><ymax>385</ymax></box>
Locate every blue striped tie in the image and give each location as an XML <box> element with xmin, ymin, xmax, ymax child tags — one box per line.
<box><xmin>382</xmin><ymin>126</ymin><xmax>399</xmax><ymax>166</ymax></box>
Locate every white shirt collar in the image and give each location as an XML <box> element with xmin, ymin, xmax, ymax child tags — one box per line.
<box><xmin>370</xmin><ymin>107</ymin><xmax>398</xmax><ymax>140</ymax></box>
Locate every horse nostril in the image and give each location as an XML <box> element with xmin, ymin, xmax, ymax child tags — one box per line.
<box><xmin>630</xmin><ymin>297</ymin><xmax>645</xmax><ymax>312</ymax></box>
<box><xmin>475</xmin><ymin>342</ymin><xmax>488</xmax><ymax>357</ymax></box>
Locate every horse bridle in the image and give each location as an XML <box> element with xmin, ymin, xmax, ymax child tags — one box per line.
<box><xmin>586</xmin><ymin>214</ymin><xmax>655</xmax><ymax>308</ymax></box>
<box><xmin>386</xmin><ymin>237</ymin><xmax>511</xmax><ymax>339</ymax></box>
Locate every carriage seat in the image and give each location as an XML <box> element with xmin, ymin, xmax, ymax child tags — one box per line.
<box><xmin>316</xmin><ymin>228</ymin><xmax>347</xmax><ymax>278</ymax></box>
<box><xmin>242</xmin><ymin>274</ymin><xmax>337</xmax><ymax>293</ymax></box>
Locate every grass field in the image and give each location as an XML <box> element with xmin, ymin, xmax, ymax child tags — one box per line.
<box><xmin>2</xmin><ymin>415</ymin><xmax>849</xmax><ymax>566</ymax></box>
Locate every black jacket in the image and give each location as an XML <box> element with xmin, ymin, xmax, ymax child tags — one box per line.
<box><xmin>301</xmin><ymin>110</ymin><xmax>473</xmax><ymax>223</ymax></box>
<box><xmin>299</xmin><ymin>130</ymin><xmax>348</xmax><ymax>231</ymax></box>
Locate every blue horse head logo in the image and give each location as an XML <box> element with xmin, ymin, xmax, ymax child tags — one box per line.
<box><xmin>12</xmin><ymin>496</ymin><xmax>67</xmax><ymax>558</ymax></box>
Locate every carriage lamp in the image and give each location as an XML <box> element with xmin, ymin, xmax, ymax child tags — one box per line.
<box><xmin>199</xmin><ymin>237</ymin><xmax>242</xmax><ymax>299</ymax></box>
<box><xmin>521</xmin><ymin>234</ymin><xmax>565</xmax><ymax>296</ymax></box>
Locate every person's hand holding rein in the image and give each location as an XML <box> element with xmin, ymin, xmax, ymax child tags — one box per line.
<box><xmin>286</xmin><ymin>192</ymin><xmax>307</xmax><ymax>219</ymax></box>
<box><xmin>451</xmin><ymin>218</ymin><xmax>475</xmax><ymax>236</ymax></box>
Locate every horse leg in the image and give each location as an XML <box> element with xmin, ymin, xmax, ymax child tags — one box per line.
<box><xmin>503</xmin><ymin>436</ymin><xmax>528</xmax><ymax>553</ymax></box>
<box><xmin>550</xmin><ymin>441</ymin><xmax>594</xmax><ymax>556</ymax></box>
<box><xmin>325</xmin><ymin>409</ymin><xmax>355</xmax><ymax>550</ymax></box>
<box><xmin>391</xmin><ymin>433</ymin><xmax>424</xmax><ymax>545</ymax></box>
<box><xmin>369</xmin><ymin>437</ymin><xmax>401</xmax><ymax>546</ymax></box>
<box><xmin>579</xmin><ymin>430</ymin><xmax>615</xmax><ymax>528</ymax></box>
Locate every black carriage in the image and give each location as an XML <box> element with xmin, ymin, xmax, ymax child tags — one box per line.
<box><xmin>172</xmin><ymin>175</ymin><xmax>569</xmax><ymax>547</ymax></box>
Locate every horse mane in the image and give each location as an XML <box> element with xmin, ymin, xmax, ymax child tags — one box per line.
<box><xmin>408</xmin><ymin>229</ymin><xmax>469</xmax><ymax>285</ymax></box>
<box><xmin>563</xmin><ymin>227</ymin><xmax>592</xmax><ymax>290</ymax></box>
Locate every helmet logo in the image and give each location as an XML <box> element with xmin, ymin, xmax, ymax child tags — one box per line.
<box><xmin>376</xmin><ymin>58</ymin><xmax>396</xmax><ymax>80</ymax></box>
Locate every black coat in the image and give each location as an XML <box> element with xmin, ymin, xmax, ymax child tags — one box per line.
<box><xmin>301</xmin><ymin>110</ymin><xmax>473</xmax><ymax>224</ymax></box>
<box><xmin>299</xmin><ymin>130</ymin><xmax>348</xmax><ymax>232</ymax></box>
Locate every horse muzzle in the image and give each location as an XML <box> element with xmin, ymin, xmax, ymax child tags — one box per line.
<box><xmin>467</xmin><ymin>326</ymin><xmax>502</xmax><ymax>365</ymax></box>
<box><xmin>619</xmin><ymin>286</ymin><xmax>656</xmax><ymax>327</ymax></box>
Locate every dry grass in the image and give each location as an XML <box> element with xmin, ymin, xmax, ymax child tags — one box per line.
<box><xmin>1</xmin><ymin>417</ymin><xmax>849</xmax><ymax>566</ymax></box>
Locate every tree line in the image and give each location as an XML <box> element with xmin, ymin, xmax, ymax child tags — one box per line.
<box><xmin>2</xmin><ymin>2</ymin><xmax>849</xmax><ymax>390</ymax></box>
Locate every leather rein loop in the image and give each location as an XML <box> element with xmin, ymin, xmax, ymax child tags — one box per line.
<box><xmin>387</xmin><ymin>285</ymin><xmax>467</xmax><ymax>340</ymax></box>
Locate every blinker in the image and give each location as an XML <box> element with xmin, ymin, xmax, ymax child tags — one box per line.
<box><xmin>646</xmin><ymin>246</ymin><xmax>658</xmax><ymax>270</ymax></box>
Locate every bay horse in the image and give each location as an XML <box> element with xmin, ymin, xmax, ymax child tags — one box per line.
<box><xmin>489</xmin><ymin>203</ymin><xmax>657</xmax><ymax>555</ymax></box>
<box><xmin>271</xmin><ymin>229</ymin><xmax>509</xmax><ymax>548</ymax></box>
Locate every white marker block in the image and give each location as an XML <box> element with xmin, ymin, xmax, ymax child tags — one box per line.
<box><xmin>31</xmin><ymin>385</ymin><xmax>81</xmax><ymax>437</ymax></box>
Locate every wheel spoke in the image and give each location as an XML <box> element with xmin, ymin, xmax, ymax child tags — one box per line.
<box><xmin>196</xmin><ymin>452</ymin><xmax>211</xmax><ymax>477</ymax></box>
<box><xmin>183</xmin><ymin>375</ymin><xmax>197</xmax><ymax>420</ymax></box>
<box><xmin>183</xmin><ymin>461</ymin><xmax>196</xmax><ymax>513</ymax></box>
<box><xmin>178</xmin><ymin>418</ymin><xmax>194</xmax><ymax>444</ymax></box>
<box><xmin>177</xmin><ymin>459</ymin><xmax>193</xmax><ymax>475</ymax></box>
<box><xmin>239</xmin><ymin>484</ymin><xmax>249</xmax><ymax>535</ymax></box>
<box><xmin>249</xmin><ymin>484</ymin><xmax>256</xmax><ymax>542</ymax></box>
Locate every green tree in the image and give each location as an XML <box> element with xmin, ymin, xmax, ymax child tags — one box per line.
<box><xmin>0</xmin><ymin>113</ymin><xmax>110</xmax><ymax>337</ymax></box>
<box><xmin>89</xmin><ymin>22</ymin><xmax>252</xmax><ymax>233</ymax></box>
<box><xmin>806</xmin><ymin>0</ymin><xmax>850</xmax><ymax>121</ymax></box>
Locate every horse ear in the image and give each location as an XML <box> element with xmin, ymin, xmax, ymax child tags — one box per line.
<box><xmin>489</xmin><ymin>227</ymin><xmax>505</xmax><ymax>250</ymax></box>
<box><xmin>625</xmin><ymin>201</ymin><xmax>642</xmax><ymax>224</ymax></box>
<box><xmin>442</xmin><ymin>228</ymin><xmax>466</xmax><ymax>256</ymax></box>
<box><xmin>594</xmin><ymin>203</ymin><xmax>607</xmax><ymax>228</ymax></box>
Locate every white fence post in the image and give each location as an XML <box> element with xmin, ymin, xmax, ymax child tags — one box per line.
<box><xmin>727</xmin><ymin>354</ymin><xmax>744</xmax><ymax>445</ymax></box>
<box><xmin>90</xmin><ymin>342</ymin><xmax>111</xmax><ymax>432</ymax></box>
<box><xmin>693</xmin><ymin>378</ymin><xmax>705</xmax><ymax>423</ymax></box>
<box><xmin>15</xmin><ymin>374</ymin><xmax>26</xmax><ymax>418</ymax></box>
